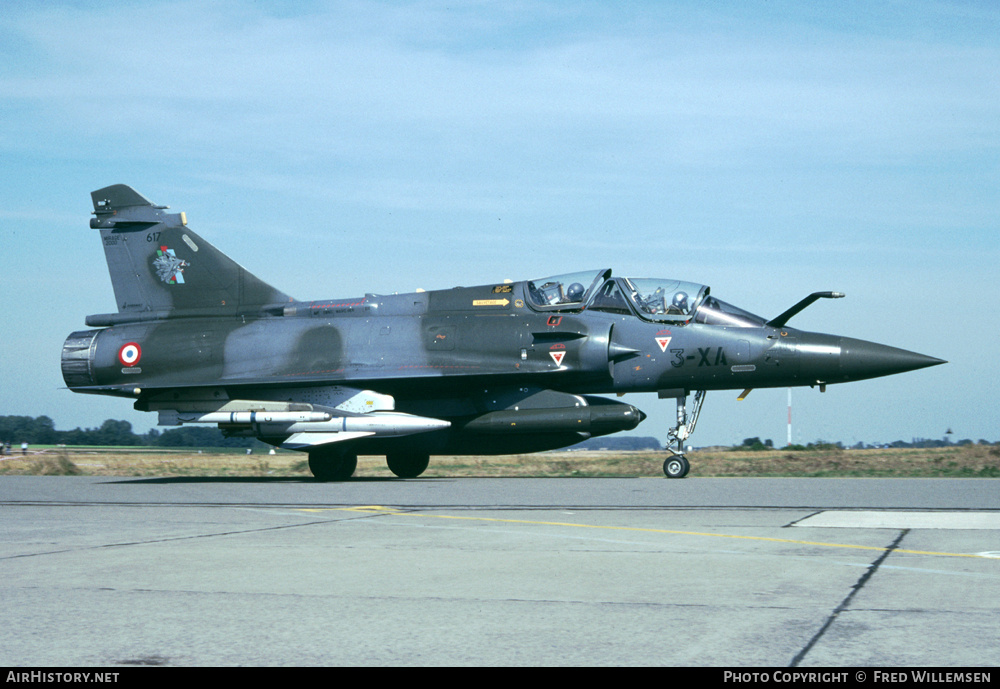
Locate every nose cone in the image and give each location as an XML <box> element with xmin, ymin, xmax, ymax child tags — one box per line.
<box><xmin>838</xmin><ymin>337</ymin><xmax>946</xmax><ymax>382</ymax></box>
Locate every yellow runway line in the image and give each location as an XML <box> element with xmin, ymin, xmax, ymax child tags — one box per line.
<box><xmin>298</xmin><ymin>507</ymin><xmax>993</xmax><ymax>560</ymax></box>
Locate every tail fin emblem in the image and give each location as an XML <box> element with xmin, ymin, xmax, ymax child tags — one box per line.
<box><xmin>153</xmin><ymin>246</ymin><xmax>188</xmax><ymax>284</ymax></box>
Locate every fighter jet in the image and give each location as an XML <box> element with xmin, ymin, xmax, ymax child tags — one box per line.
<box><xmin>62</xmin><ymin>185</ymin><xmax>945</xmax><ymax>479</ymax></box>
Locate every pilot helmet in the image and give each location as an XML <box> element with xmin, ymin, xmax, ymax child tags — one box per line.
<box><xmin>672</xmin><ymin>291</ymin><xmax>689</xmax><ymax>311</ymax></box>
<box><xmin>566</xmin><ymin>283</ymin><xmax>585</xmax><ymax>302</ymax></box>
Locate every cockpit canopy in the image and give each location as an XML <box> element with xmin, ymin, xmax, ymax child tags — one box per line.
<box><xmin>624</xmin><ymin>278</ymin><xmax>706</xmax><ymax>322</ymax></box>
<box><xmin>525</xmin><ymin>269</ymin><xmax>610</xmax><ymax>310</ymax></box>
<box><xmin>524</xmin><ymin>269</ymin><xmax>765</xmax><ymax>327</ymax></box>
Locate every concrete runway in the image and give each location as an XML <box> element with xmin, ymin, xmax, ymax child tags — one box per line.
<box><xmin>1</xmin><ymin>476</ymin><xmax>998</xmax><ymax>666</ymax></box>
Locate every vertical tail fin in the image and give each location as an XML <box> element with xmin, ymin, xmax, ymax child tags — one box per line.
<box><xmin>89</xmin><ymin>185</ymin><xmax>292</xmax><ymax>319</ymax></box>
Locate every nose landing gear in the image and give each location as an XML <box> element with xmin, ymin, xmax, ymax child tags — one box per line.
<box><xmin>663</xmin><ymin>454</ymin><xmax>690</xmax><ymax>479</ymax></box>
<box><xmin>663</xmin><ymin>390</ymin><xmax>705</xmax><ymax>479</ymax></box>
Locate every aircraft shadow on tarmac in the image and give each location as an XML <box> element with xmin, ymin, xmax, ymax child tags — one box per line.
<box><xmin>102</xmin><ymin>475</ymin><xmax>609</xmax><ymax>484</ymax></box>
<box><xmin>104</xmin><ymin>476</ymin><xmax>435</xmax><ymax>484</ymax></box>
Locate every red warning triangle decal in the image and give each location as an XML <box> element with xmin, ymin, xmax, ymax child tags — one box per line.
<box><xmin>655</xmin><ymin>336</ymin><xmax>672</xmax><ymax>353</ymax></box>
<box><xmin>550</xmin><ymin>351</ymin><xmax>566</xmax><ymax>366</ymax></box>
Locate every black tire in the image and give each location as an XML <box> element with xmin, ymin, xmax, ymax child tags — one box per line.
<box><xmin>386</xmin><ymin>453</ymin><xmax>430</xmax><ymax>479</ymax></box>
<box><xmin>663</xmin><ymin>455</ymin><xmax>690</xmax><ymax>479</ymax></box>
<box><xmin>308</xmin><ymin>451</ymin><xmax>358</xmax><ymax>481</ymax></box>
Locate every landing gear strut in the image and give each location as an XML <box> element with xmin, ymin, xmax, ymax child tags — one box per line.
<box><xmin>664</xmin><ymin>390</ymin><xmax>705</xmax><ymax>479</ymax></box>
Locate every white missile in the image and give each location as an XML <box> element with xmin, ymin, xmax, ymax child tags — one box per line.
<box><xmin>259</xmin><ymin>412</ymin><xmax>451</xmax><ymax>438</ymax></box>
<box><xmin>178</xmin><ymin>410</ymin><xmax>333</xmax><ymax>425</ymax></box>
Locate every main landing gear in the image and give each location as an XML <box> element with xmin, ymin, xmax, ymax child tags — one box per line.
<box><xmin>307</xmin><ymin>449</ymin><xmax>431</xmax><ymax>480</ymax></box>
<box><xmin>663</xmin><ymin>390</ymin><xmax>705</xmax><ymax>479</ymax></box>
<box><xmin>386</xmin><ymin>452</ymin><xmax>430</xmax><ymax>479</ymax></box>
<box><xmin>308</xmin><ymin>448</ymin><xmax>358</xmax><ymax>481</ymax></box>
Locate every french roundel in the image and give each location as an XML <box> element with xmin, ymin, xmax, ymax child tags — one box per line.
<box><xmin>118</xmin><ymin>342</ymin><xmax>142</xmax><ymax>367</ymax></box>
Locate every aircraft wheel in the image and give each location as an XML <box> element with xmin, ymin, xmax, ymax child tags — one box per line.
<box><xmin>308</xmin><ymin>451</ymin><xmax>358</xmax><ymax>481</ymax></box>
<box><xmin>386</xmin><ymin>453</ymin><xmax>430</xmax><ymax>479</ymax></box>
<box><xmin>663</xmin><ymin>455</ymin><xmax>690</xmax><ymax>479</ymax></box>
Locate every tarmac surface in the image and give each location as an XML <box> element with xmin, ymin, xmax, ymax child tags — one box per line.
<box><xmin>1</xmin><ymin>476</ymin><xmax>998</xmax><ymax>667</ymax></box>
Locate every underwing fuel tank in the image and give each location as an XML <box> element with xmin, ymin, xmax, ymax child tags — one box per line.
<box><xmin>462</xmin><ymin>401</ymin><xmax>645</xmax><ymax>435</ymax></box>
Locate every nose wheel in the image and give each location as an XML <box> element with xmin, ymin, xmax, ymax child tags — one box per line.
<box><xmin>663</xmin><ymin>455</ymin><xmax>690</xmax><ymax>479</ymax></box>
<box><xmin>663</xmin><ymin>390</ymin><xmax>705</xmax><ymax>479</ymax></box>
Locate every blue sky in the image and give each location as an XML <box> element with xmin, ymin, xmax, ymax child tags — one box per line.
<box><xmin>1</xmin><ymin>1</ymin><xmax>997</xmax><ymax>447</ymax></box>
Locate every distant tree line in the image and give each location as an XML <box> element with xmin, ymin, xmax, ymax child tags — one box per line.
<box><xmin>570</xmin><ymin>436</ymin><xmax>664</xmax><ymax>451</ymax></box>
<box><xmin>2</xmin><ymin>415</ymin><xmax>994</xmax><ymax>452</ymax></box>
<box><xmin>0</xmin><ymin>415</ymin><xmax>259</xmax><ymax>449</ymax></box>
<box><xmin>731</xmin><ymin>436</ymin><xmax>996</xmax><ymax>451</ymax></box>
<box><xmin>866</xmin><ymin>437</ymin><xmax>993</xmax><ymax>449</ymax></box>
